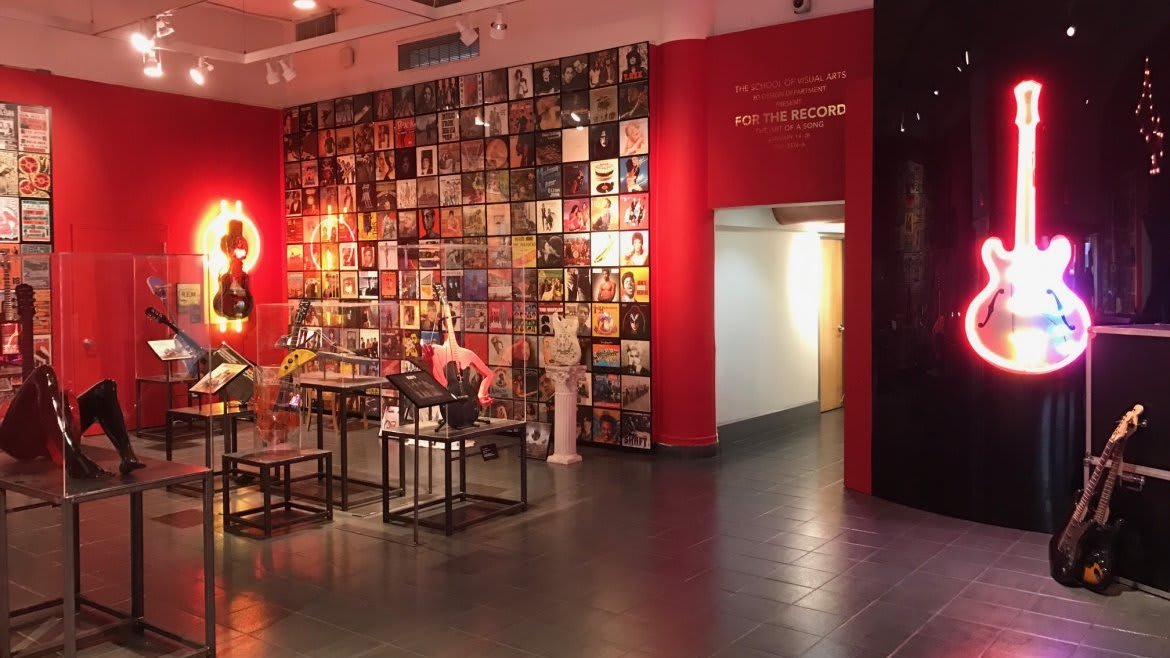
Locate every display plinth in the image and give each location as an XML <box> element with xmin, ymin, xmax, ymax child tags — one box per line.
<box><xmin>545</xmin><ymin>365</ymin><xmax>585</xmax><ymax>465</ymax></box>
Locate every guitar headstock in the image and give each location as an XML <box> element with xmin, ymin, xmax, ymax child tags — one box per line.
<box><xmin>145</xmin><ymin>307</ymin><xmax>166</xmax><ymax>324</ymax></box>
<box><xmin>1014</xmin><ymin>80</ymin><xmax>1042</xmax><ymax>129</ymax></box>
<box><xmin>292</xmin><ymin>299</ymin><xmax>312</xmax><ymax>327</ymax></box>
<box><xmin>432</xmin><ymin>282</ymin><xmax>447</xmax><ymax>305</ymax></box>
<box><xmin>14</xmin><ymin>283</ymin><xmax>34</xmax><ymax>318</ymax></box>
<box><xmin>1110</xmin><ymin>404</ymin><xmax>1145</xmax><ymax>443</ymax></box>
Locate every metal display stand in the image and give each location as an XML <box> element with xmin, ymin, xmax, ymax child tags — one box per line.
<box><xmin>223</xmin><ymin>448</ymin><xmax>333</xmax><ymax>538</ymax></box>
<box><xmin>381</xmin><ymin>418</ymin><xmax>528</xmax><ymax>540</ymax></box>
<box><xmin>297</xmin><ymin>374</ymin><xmax>387</xmax><ymax>511</ymax></box>
<box><xmin>134</xmin><ymin>372</ymin><xmax>198</xmax><ymax>440</ymax></box>
<box><xmin>0</xmin><ymin>448</ymin><xmax>214</xmax><ymax>657</ymax></box>
<box><xmin>165</xmin><ymin>398</ymin><xmax>254</xmax><ymax>495</ymax></box>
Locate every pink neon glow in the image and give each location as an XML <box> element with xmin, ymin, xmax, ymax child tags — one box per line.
<box><xmin>963</xmin><ymin>81</ymin><xmax>1091</xmax><ymax>374</ymax></box>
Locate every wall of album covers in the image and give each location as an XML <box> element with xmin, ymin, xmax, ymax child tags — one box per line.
<box><xmin>0</xmin><ymin>102</ymin><xmax>53</xmax><ymax>388</ymax></box>
<box><xmin>281</xmin><ymin>43</ymin><xmax>653</xmax><ymax>450</ymax></box>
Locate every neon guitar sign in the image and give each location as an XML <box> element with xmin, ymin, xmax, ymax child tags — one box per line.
<box><xmin>964</xmin><ymin>81</ymin><xmax>1090</xmax><ymax>374</ymax></box>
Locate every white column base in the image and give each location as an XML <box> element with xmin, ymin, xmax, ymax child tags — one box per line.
<box><xmin>544</xmin><ymin>364</ymin><xmax>586</xmax><ymax>466</ymax></box>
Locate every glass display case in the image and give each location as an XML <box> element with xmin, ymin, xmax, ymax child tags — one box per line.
<box><xmin>132</xmin><ymin>254</ymin><xmax>209</xmax><ymax>383</ymax></box>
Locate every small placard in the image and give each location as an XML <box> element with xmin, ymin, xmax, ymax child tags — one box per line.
<box><xmin>480</xmin><ymin>443</ymin><xmax>499</xmax><ymax>461</ymax></box>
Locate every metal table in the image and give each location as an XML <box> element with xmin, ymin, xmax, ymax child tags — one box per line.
<box><xmin>381</xmin><ymin>419</ymin><xmax>528</xmax><ymax>537</ymax></box>
<box><xmin>165</xmin><ymin>401</ymin><xmax>253</xmax><ymax>494</ymax></box>
<box><xmin>0</xmin><ymin>448</ymin><xmax>214</xmax><ymax>657</ymax></box>
<box><xmin>223</xmin><ymin>448</ymin><xmax>333</xmax><ymax>538</ymax></box>
<box><xmin>298</xmin><ymin>375</ymin><xmax>389</xmax><ymax>511</ymax></box>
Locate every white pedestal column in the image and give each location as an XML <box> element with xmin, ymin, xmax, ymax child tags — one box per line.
<box><xmin>545</xmin><ymin>365</ymin><xmax>585</xmax><ymax>465</ymax></box>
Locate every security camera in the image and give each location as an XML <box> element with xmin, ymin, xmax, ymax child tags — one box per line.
<box><xmin>793</xmin><ymin>0</ymin><xmax>812</xmax><ymax>14</ymax></box>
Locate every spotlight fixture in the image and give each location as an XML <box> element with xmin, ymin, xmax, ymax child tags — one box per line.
<box><xmin>130</xmin><ymin>30</ymin><xmax>155</xmax><ymax>54</ymax></box>
<box><xmin>490</xmin><ymin>9</ymin><xmax>507</xmax><ymax>40</ymax></box>
<box><xmin>266</xmin><ymin>61</ymin><xmax>280</xmax><ymax>85</ymax></box>
<box><xmin>570</xmin><ymin>112</ymin><xmax>581</xmax><ymax>122</ymax></box>
<box><xmin>1066</xmin><ymin>24</ymin><xmax>1076</xmax><ymax>37</ymax></box>
<box><xmin>155</xmin><ymin>13</ymin><xmax>175</xmax><ymax>39</ymax></box>
<box><xmin>933</xmin><ymin>89</ymin><xmax>940</xmax><ymax>96</ymax></box>
<box><xmin>189</xmin><ymin>56</ymin><xmax>213</xmax><ymax>86</ymax></box>
<box><xmin>279</xmin><ymin>58</ymin><xmax>296</xmax><ymax>82</ymax></box>
<box><xmin>143</xmin><ymin>50</ymin><xmax>163</xmax><ymax>78</ymax></box>
<box><xmin>293</xmin><ymin>0</ymin><xmax>318</xmax><ymax>9</ymax></box>
<box><xmin>964</xmin><ymin>50</ymin><xmax>970</xmax><ymax>65</ymax></box>
<box><xmin>456</xmin><ymin>19</ymin><xmax>479</xmax><ymax>47</ymax></box>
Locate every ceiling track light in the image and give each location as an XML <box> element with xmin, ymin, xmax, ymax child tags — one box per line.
<box><xmin>490</xmin><ymin>9</ymin><xmax>507</xmax><ymax>40</ymax></box>
<box><xmin>190</xmin><ymin>56</ymin><xmax>213</xmax><ymax>86</ymax></box>
<box><xmin>143</xmin><ymin>50</ymin><xmax>163</xmax><ymax>78</ymax></box>
<box><xmin>155</xmin><ymin>12</ymin><xmax>174</xmax><ymax>39</ymax></box>
<box><xmin>455</xmin><ymin>19</ymin><xmax>479</xmax><ymax>47</ymax></box>
<box><xmin>280</xmin><ymin>58</ymin><xmax>296</xmax><ymax>82</ymax></box>
<box><xmin>130</xmin><ymin>27</ymin><xmax>155</xmax><ymax>54</ymax></box>
<box><xmin>266</xmin><ymin>61</ymin><xmax>280</xmax><ymax>85</ymax></box>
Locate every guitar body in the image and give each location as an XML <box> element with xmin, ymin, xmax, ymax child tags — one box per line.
<box><xmin>1080</xmin><ymin>518</ymin><xmax>1125</xmax><ymax>593</ymax></box>
<box><xmin>212</xmin><ymin>269</ymin><xmax>254</xmax><ymax>320</ymax></box>
<box><xmin>1049</xmin><ymin>503</ymin><xmax>1093</xmax><ymax>587</ymax></box>
<box><xmin>964</xmin><ymin>237</ymin><xmax>1091</xmax><ymax>374</ymax></box>
<box><xmin>441</xmin><ymin>360</ymin><xmax>481</xmax><ymax>429</ymax></box>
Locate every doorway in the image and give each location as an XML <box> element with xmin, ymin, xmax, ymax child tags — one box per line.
<box><xmin>819</xmin><ymin>237</ymin><xmax>844</xmax><ymax>412</ymax></box>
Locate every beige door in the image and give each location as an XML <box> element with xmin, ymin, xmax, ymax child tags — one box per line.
<box><xmin>819</xmin><ymin>238</ymin><xmax>844</xmax><ymax>412</ymax></box>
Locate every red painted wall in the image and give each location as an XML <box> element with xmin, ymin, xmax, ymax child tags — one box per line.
<box><xmin>0</xmin><ymin>66</ymin><xmax>282</xmax><ymax>425</ymax></box>
<box><xmin>706</xmin><ymin>10</ymin><xmax>873</xmax><ymax>209</ymax></box>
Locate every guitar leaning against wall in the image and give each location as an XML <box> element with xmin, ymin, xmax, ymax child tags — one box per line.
<box><xmin>1049</xmin><ymin>404</ymin><xmax>1144</xmax><ymax>590</ymax></box>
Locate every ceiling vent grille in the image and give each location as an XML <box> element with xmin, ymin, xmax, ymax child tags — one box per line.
<box><xmin>399</xmin><ymin>31</ymin><xmax>479</xmax><ymax>71</ymax></box>
<box><xmin>296</xmin><ymin>12</ymin><xmax>336</xmax><ymax>41</ymax></box>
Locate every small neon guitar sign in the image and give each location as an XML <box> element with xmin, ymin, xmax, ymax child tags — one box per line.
<box><xmin>964</xmin><ymin>80</ymin><xmax>1091</xmax><ymax>374</ymax></box>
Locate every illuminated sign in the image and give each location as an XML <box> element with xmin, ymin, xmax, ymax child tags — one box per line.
<box><xmin>199</xmin><ymin>200</ymin><xmax>260</xmax><ymax>332</ymax></box>
<box><xmin>964</xmin><ymin>81</ymin><xmax>1090</xmax><ymax>374</ymax></box>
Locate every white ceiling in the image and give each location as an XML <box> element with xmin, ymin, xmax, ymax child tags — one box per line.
<box><xmin>0</xmin><ymin>0</ymin><xmax>872</xmax><ymax>108</ymax></box>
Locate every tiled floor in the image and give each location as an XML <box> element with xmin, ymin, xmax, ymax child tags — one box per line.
<box><xmin>8</xmin><ymin>409</ymin><xmax>1170</xmax><ymax>657</ymax></box>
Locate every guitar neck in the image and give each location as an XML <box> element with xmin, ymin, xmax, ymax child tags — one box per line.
<box><xmin>1094</xmin><ymin>434</ymin><xmax>1131</xmax><ymax>525</ymax></box>
<box><xmin>1072</xmin><ymin>439</ymin><xmax>1115</xmax><ymax>523</ymax></box>
<box><xmin>1013</xmin><ymin>82</ymin><xmax>1040</xmax><ymax>251</ymax></box>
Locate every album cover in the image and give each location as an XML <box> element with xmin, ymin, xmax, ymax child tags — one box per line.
<box><xmin>301</xmin><ymin>214</ymin><xmax>319</xmax><ymax>242</ymax></box>
<box><xmin>335</xmin><ymin>126</ymin><xmax>356</xmax><ymax>155</ymax></box>
<box><xmin>593</xmin><ymin>399</ymin><xmax>621</xmax><ymax>443</ymax></box>
<box><xmin>621</xmin><ymin>412</ymin><xmax>651</xmax><ymax>449</ymax></box>
<box><xmin>359</xmin><ymin>242</ymin><xmax>377</xmax><ymax>269</ymax></box>
<box><xmin>284</xmin><ymin>161</ymin><xmax>302</xmax><ymax>189</ymax></box>
<box><xmin>397</xmin><ymin>236</ymin><xmax>419</xmax><ymax>267</ymax></box>
<box><xmin>284</xmin><ymin>134</ymin><xmax>302</xmax><ymax>161</ymax></box>
<box><xmin>589</xmin><ymin>49</ymin><xmax>619</xmax><ymax>88</ymax></box>
<box><xmin>303</xmin><ymin>273</ymin><xmax>322</xmax><ymax>298</ymax></box>
<box><xmin>0</xmin><ymin>152</ymin><xmax>16</xmax><ymax>196</ymax></box>
<box><xmin>592</xmin><ymin>302</ymin><xmax>619</xmax><ymax>337</ymax></box>
<box><xmin>458</xmin><ymin>73</ymin><xmax>482</xmax><ymax>107</ymax></box>
<box><xmin>619</xmin><ymin>194</ymin><xmax>648</xmax><ymax>229</ymax></box>
<box><xmin>563</xmin><ymin>162</ymin><xmax>591</xmax><ymax>198</ymax></box>
<box><xmin>621</xmin><ymin>374</ymin><xmax>650</xmax><ymax>412</ymax></box>
<box><xmin>590</xmin><ymin>267</ymin><xmax>621</xmax><ymax>303</ymax></box>
<box><xmin>315</xmin><ymin>99</ymin><xmax>334</xmax><ymax>129</ymax></box>
<box><xmin>487</xmin><ymin>237</ymin><xmax>511</xmax><ymax>268</ymax></box>
<box><xmin>480</xmin><ymin>68</ymin><xmax>508</xmax><ymax>104</ymax></box>
<box><xmin>320</xmin><ymin>245</ymin><xmax>340</xmax><ymax>273</ymax></box>
<box><xmin>394</xmin><ymin>119</ymin><xmax>417</xmax><ymax>149</ymax></box>
<box><xmin>288</xmin><ymin>272</ymin><xmax>305</xmax><ymax>298</ymax></box>
<box><xmin>510</xmin><ymin>201</ymin><xmax>536</xmax><ymax>234</ymax></box>
<box><xmin>562</xmin><ymin>93</ymin><xmax>589</xmax><ymax>129</ymax></box>
<box><xmin>417</xmin><ymin>178</ymin><xmax>440</xmax><ymax>209</ymax></box>
<box><xmin>562</xmin><ymin>199</ymin><xmax>588</xmax><ymax>233</ymax></box>
<box><xmin>509</xmin><ymin>64</ymin><xmax>534</xmax><ymax>100</ymax></box>
<box><xmin>461</xmin><ymin>140</ymin><xmax>485</xmax><ymax>172</ymax></box>
<box><xmin>619</xmin><ymin>155</ymin><xmax>649</xmax><ymax>193</ymax></box>
<box><xmin>484</xmin><ymin>137</ymin><xmax>509</xmax><ymax>170</ymax></box>
<box><xmin>0</xmin><ymin>104</ymin><xmax>17</xmax><ymax>151</ymax></box>
<box><xmin>509</xmin><ymin>100</ymin><xmax>535</xmax><ymax>134</ymax></box>
<box><xmin>340</xmin><ymin>271</ymin><xmax>359</xmax><ymax>299</ymax></box>
<box><xmin>483</xmin><ymin>103</ymin><xmax>507</xmax><ymax>137</ymax></box>
<box><xmin>357</xmin><ymin>183</ymin><xmax>377</xmax><ymax>211</ymax></box>
<box><xmin>17</xmin><ymin>154</ymin><xmax>50</xmax><ymax>199</ymax></box>
<box><xmin>618</xmin><ymin>43</ymin><xmax>649</xmax><ymax>82</ymax></box>
<box><xmin>562</xmin><ymin>268</ymin><xmax>589</xmax><ymax>302</ymax></box>
<box><xmin>591</xmin><ymin>232</ymin><xmax>619</xmax><ymax>267</ymax></box>
<box><xmin>396</xmin><ymin>179</ymin><xmax>417</xmax><ymax>209</ymax></box>
<box><xmin>415</xmin><ymin>114</ymin><xmax>438</xmax><ymax>146</ymax></box>
<box><xmin>561</xmin><ymin>127</ymin><xmax>589</xmax><ymax>163</ymax></box>
<box><xmin>287</xmin><ymin>244</ymin><xmax>304</xmax><ymax>271</ymax></box>
<box><xmin>487</xmin><ymin>268</ymin><xmax>511</xmax><ymax>301</ymax></box>
<box><xmin>285</xmin><ymin>190</ymin><xmax>302</xmax><ymax>217</ymax></box>
<box><xmin>621</xmin><ymin>266</ymin><xmax>650</xmax><ymax>303</ymax></box>
<box><xmin>434</xmin><ymin>77</ymin><xmax>458</xmax><ymax>111</ymax></box>
<box><xmin>414</xmin><ymin>81</ymin><xmax>438</xmax><ymax>114</ymax></box>
<box><xmin>532</xmin><ymin>59</ymin><xmax>561</xmax><ymax>96</ymax></box>
<box><xmin>437</xmin><ymin>143</ymin><xmax>461</xmax><ymax>175</ymax></box>
<box><xmin>392</xmin><ymin>86</ymin><xmax>415</xmax><ymax>117</ymax></box>
<box><xmin>512</xmin><ymin>235</ymin><xmax>536</xmax><ymax>268</ymax></box>
<box><xmin>463</xmin><ymin>206</ymin><xmax>487</xmax><ymax>236</ymax></box>
<box><xmin>17</xmin><ymin>106</ymin><xmax>49</xmax><ymax>153</ymax></box>
<box><xmin>536</xmin><ymin>267</ymin><xmax>564</xmax><ymax>301</ymax></box>
<box><xmin>619</xmin><ymin>81</ymin><xmax>649</xmax><ymax>120</ymax></box>
<box><xmin>485</xmin><ymin>170</ymin><xmax>510</xmax><ymax>203</ymax></box>
<box><xmin>487</xmin><ymin>332</ymin><xmax>512</xmax><ymax>366</ymax></box>
<box><xmin>535</xmin><ymin>131</ymin><xmax>562</xmax><ymax>166</ymax></box>
<box><xmin>375</xmin><ymin>182</ymin><xmax>397</xmax><ymax>210</ymax></box>
<box><xmin>589</xmin><ymin>87</ymin><xmax>619</xmax><ymax>125</ymax></box>
<box><xmin>514</xmin><ymin>270</ymin><xmax>538</xmax><ymax>305</ymax></box>
<box><xmin>620</xmin><ymin>230</ymin><xmax>650</xmax><ymax>268</ymax></box>
<box><xmin>535</xmin><ymin>235</ymin><xmax>564</xmax><ymax>269</ymax></box>
<box><xmin>591</xmin><ymin>339</ymin><xmax>621</xmax><ymax>372</ymax></box>
<box><xmin>590</xmin><ymin>196</ymin><xmax>618</xmax><ymax>231</ymax></box>
<box><xmin>435</xmin><ymin>209</ymin><xmax>460</xmax><ymax>240</ymax></box>
<box><xmin>463</xmin><ymin>269</ymin><xmax>487</xmax><ymax>300</ymax></box>
<box><xmin>191</xmin><ymin>363</ymin><xmax>248</xmax><ymax>396</ymax></box>
<box><xmin>302</xmin><ymin>188</ymin><xmax>321</xmax><ymax>215</ymax></box>
<box><xmin>509</xmin><ymin>169</ymin><xmax>535</xmax><ymax>202</ymax></box>
<box><xmin>372</xmin><ymin>121</ymin><xmax>393</xmax><ymax>152</ymax></box>
<box><xmin>487</xmin><ymin>300</ymin><xmax>512</xmax><ymax>333</ymax></box>
<box><xmin>355</xmin><ymin>123</ymin><xmax>375</xmax><ymax>153</ymax></box>
<box><xmin>535</xmin><ymin>96</ymin><xmax>562</xmax><ymax>131</ymax></box>
<box><xmin>355</xmin><ymin>94</ymin><xmax>376</xmax><ymax>123</ymax></box>
<box><xmin>536</xmin><ymin>165</ymin><xmax>562</xmax><ymax>200</ymax></box>
<box><xmin>417</xmin><ymin>241</ymin><xmax>441</xmax><ymax>269</ymax></box>
<box><xmin>379</xmin><ymin>270</ymin><xmax>399</xmax><ymax>299</ymax></box>
<box><xmin>620</xmin><ymin>302</ymin><xmax>649</xmax><ymax>340</ymax></box>
<box><xmin>619</xmin><ymin>118</ymin><xmax>649</xmax><ymax>156</ymax></box>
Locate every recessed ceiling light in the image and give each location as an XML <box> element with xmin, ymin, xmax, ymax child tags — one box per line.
<box><xmin>293</xmin><ymin>0</ymin><xmax>317</xmax><ymax>9</ymax></box>
<box><xmin>1066</xmin><ymin>24</ymin><xmax>1076</xmax><ymax>37</ymax></box>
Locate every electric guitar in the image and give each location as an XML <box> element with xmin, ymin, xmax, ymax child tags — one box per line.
<box><xmin>432</xmin><ymin>283</ymin><xmax>482</xmax><ymax>429</ymax></box>
<box><xmin>1049</xmin><ymin>405</ymin><xmax>1143</xmax><ymax>587</ymax></box>
<box><xmin>0</xmin><ymin>253</ymin><xmax>14</xmax><ymax>357</ymax></box>
<box><xmin>15</xmin><ymin>283</ymin><xmax>34</xmax><ymax>380</ymax></box>
<box><xmin>145</xmin><ymin>307</ymin><xmax>205</xmax><ymax>378</ymax></box>
<box><xmin>1080</xmin><ymin>409</ymin><xmax>1144</xmax><ymax>592</ymax></box>
<box><xmin>964</xmin><ymin>80</ymin><xmax>1091</xmax><ymax>374</ymax></box>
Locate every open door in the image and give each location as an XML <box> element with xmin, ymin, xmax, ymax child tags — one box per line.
<box><xmin>819</xmin><ymin>237</ymin><xmax>844</xmax><ymax>411</ymax></box>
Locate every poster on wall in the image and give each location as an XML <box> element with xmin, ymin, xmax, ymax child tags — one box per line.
<box><xmin>280</xmin><ymin>43</ymin><xmax>653</xmax><ymax>450</ymax></box>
